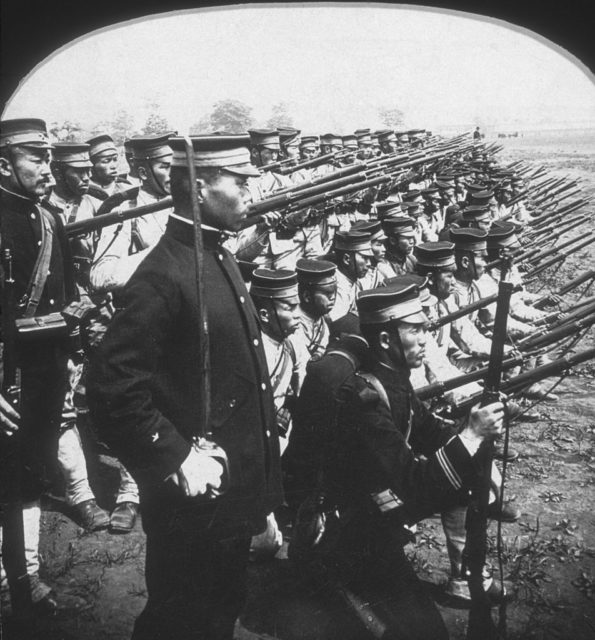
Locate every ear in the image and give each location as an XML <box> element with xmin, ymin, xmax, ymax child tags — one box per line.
<box><xmin>137</xmin><ymin>165</ymin><xmax>148</xmax><ymax>181</ymax></box>
<box><xmin>302</xmin><ymin>289</ymin><xmax>312</xmax><ymax>305</ymax></box>
<box><xmin>258</xmin><ymin>306</ymin><xmax>270</xmax><ymax>326</ymax></box>
<box><xmin>378</xmin><ymin>330</ymin><xmax>390</xmax><ymax>351</ymax></box>
<box><xmin>341</xmin><ymin>252</ymin><xmax>351</xmax><ymax>268</ymax></box>
<box><xmin>195</xmin><ymin>177</ymin><xmax>207</xmax><ymax>203</ymax></box>
<box><xmin>0</xmin><ymin>156</ymin><xmax>13</xmax><ymax>178</ymax></box>
<box><xmin>461</xmin><ymin>255</ymin><xmax>470</xmax><ymax>269</ymax></box>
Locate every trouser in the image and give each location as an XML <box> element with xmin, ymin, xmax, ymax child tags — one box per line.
<box><xmin>132</xmin><ymin>504</ymin><xmax>252</xmax><ymax>640</ymax></box>
<box><xmin>441</xmin><ymin>463</ymin><xmax>502</xmax><ymax>579</ymax></box>
<box><xmin>57</xmin><ymin>360</ymin><xmax>139</xmax><ymax>507</ymax></box>
<box><xmin>0</xmin><ymin>500</ymin><xmax>41</xmax><ymax>583</ymax></box>
<box><xmin>327</xmin><ymin>542</ymin><xmax>448</xmax><ymax>640</ymax></box>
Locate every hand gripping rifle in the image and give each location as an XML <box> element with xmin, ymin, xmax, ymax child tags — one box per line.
<box><xmin>464</xmin><ymin>259</ymin><xmax>514</xmax><ymax>640</ymax></box>
<box><xmin>1</xmin><ymin>248</ymin><xmax>33</xmax><ymax>627</ymax></box>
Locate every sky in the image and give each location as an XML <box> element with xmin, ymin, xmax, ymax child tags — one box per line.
<box><xmin>3</xmin><ymin>3</ymin><xmax>595</xmax><ymax>135</ymax></box>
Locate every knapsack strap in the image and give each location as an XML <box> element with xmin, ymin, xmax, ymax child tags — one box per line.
<box><xmin>22</xmin><ymin>207</ymin><xmax>55</xmax><ymax>318</ymax></box>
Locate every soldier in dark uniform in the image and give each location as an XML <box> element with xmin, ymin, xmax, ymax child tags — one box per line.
<box><xmin>290</xmin><ymin>281</ymin><xmax>505</xmax><ymax>639</ymax></box>
<box><xmin>1</xmin><ymin>117</ymin><xmax>76</xmax><ymax>614</ymax></box>
<box><xmin>87</xmin><ymin>135</ymin><xmax>283</xmax><ymax>640</ymax></box>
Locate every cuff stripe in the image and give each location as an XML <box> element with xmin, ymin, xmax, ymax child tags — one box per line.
<box><xmin>436</xmin><ymin>447</ymin><xmax>462</xmax><ymax>490</ymax></box>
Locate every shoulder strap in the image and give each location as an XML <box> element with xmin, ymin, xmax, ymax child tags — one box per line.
<box><xmin>22</xmin><ymin>207</ymin><xmax>55</xmax><ymax>318</ymax></box>
<box><xmin>357</xmin><ymin>372</ymin><xmax>390</xmax><ymax>410</ymax></box>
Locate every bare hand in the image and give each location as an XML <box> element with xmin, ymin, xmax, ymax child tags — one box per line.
<box><xmin>464</xmin><ymin>401</ymin><xmax>504</xmax><ymax>440</ymax></box>
<box><xmin>0</xmin><ymin>394</ymin><xmax>20</xmax><ymax>436</ymax></box>
<box><xmin>170</xmin><ymin>446</ymin><xmax>224</xmax><ymax>497</ymax></box>
<box><xmin>261</xmin><ymin>212</ymin><xmax>282</xmax><ymax>230</ymax></box>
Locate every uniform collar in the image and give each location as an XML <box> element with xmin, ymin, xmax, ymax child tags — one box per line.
<box><xmin>0</xmin><ymin>185</ymin><xmax>38</xmax><ymax>210</ymax></box>
<box><xmin>166</xmin><ymin>214</ymin><xmax>228</xmax><ymax>249</ymax></box>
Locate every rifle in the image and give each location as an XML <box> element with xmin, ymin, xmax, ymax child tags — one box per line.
<box><xmin>0</xmin><ymin>248</ymin><xmax>33</xmax><ymax>627</ymax></box>
<box><xmin>516</xmin><ymin>310</ymin><xmax>595</xmax><ymax>351</ymax></box>
<box><xmin>415</xmin><ymin>354</ymin><xmax>524</xmax><ymax>401</ymax></box>
<box><xmin>522</xmin><ymin>228</ymin><xmax>594</xmax><ymax>266</ymax></box>
<box><xmin>527</xmin><ymin>198</ymin><xmax>589</xmax><ymax>230</ymax></box>
<box><xmin>428</xmin><ymin>286</ymin><xmax>521</xmax><ymax>331</ymax></box>
<box><xmin>523</xmin><ymin>213</ymin><xmax>587</xmax><ymax>245</ymax></box>
<box><xmin>454</xmin><ymin>347</ymin><xmax>595</xmax><ymax>414</ymax></box>
<box><xmin>523</xmin><ymin>234</ymin><xmax>595</xmax><ymax>279</ymax></box>
<box><xmin>464</xmin><ymin>261</ymin><xmax>514</xmax><ymax>640</ymax></box>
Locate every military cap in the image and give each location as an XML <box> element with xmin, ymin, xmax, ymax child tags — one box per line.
<box><xmin>0</xmin><ymin>118</ymin><xmax>52</xmax><ymax>149</ymax></box>
<box><xmin>465</xmin><ymin>182</ymin><xmax>487</xmax><ymax>192</ymax></box>
<box><xmin>511</xmin><ymin>175</ymin><xmax>524</xmax><ymax>185</ymax></box>
<box><xmin>403</xmin><ymin>201</ymin><xmax>423</xmax><ymax>215</ymax></box>
<box><xmin>51</xmin><ymin>142</ymin><xmax>93</xmax><ymax>168</ymax></box>
<box><xmin>296</xmin><ymin>258</ymin><xmax>337</xmax><ymax>286</ymax></box>
<box><xmin>320</xmin><ymin>133</ymin><xmax>343</xmax><ymax>147</ymax></box>
<box><xmin>342</xmin><ymin>134</ymin><xmax>358</xmax><ymax>150</ymax></box>
<box><xmin>248</xmin><ymin>129</ymin><xmax>280</xmax><ymax>150</ymax></box>
<box><xmin>128</xmin><ymin>134</ymin><xmax>173</xmax><ymax>161</ymax></box>
<box><xmin>384</xmin><ymin>273</ymin><xmax>437</xmax><ymax>308</ymax></box>
<box><xmin>401</xmin><ymin>189</ymin><xmax>423</xmax><ymax>203</ymax></box>
<box><xmin>351</xmin><ymin>219</ymin><xmax>387</xmax><ymax>241</ymax></box>
<box><xmin>450</xmin><ymin>227</ymin><xmax>488</xmax><ymax>253</ymax></box>
<box><xmin>415</xmin><ymin>241</ymin><xmax>456</xmax><ymax>270</ymax></box>
<box><xmin>421</xmin><ymin>186</ymin><xmax>440</xmax><ymax>198</ymax></box>
<box><xmin>487</xmin><ymin>221</ymin><xmax>518</xmax><ymax>249</ymax></box>
<box><xmin>469</xmin><ymin>189</ymin><xmax>495</xmax><ymax>206</ymax></box>
<box><xmin>333</xmin><ymin>230</ymin><xmax>374</xmax><ymax>255</ymax></box>
<box><xmin>396</xmin><ymin>131</ymin><xmax>410</xmax><ymax>142</ymax></box>
<box><xmin>277</xmin><ymin>127</ymin><xmax>301</xmax><ymax>147</ymax></box>
<box><xmin>300</xmin><ymin>134</ymin><xmax>319</xmax><ymax>148</ymax></box>
<box><xmin>382</xmin><ymin>216</ymin><xmax>416</xmax><ymax>238</ymax></box>
<box><xmin>376</xmin><ymin>129</ymin><xmax>396</xmax><ymax>143</ymax></box>
<box><xmin>357</xmin><ymin>281</ymin><xmax>427</xmax><ymax>325</ymax></box>
<box><xmin>169</xmin><ymin>134</ymin><xmax>260</xmax><ymax>177</ymax></box>
<box><xmin>376</xmin><ymin>201</ymin><xmax>403</xmax><ymax>220</ymax></box>
<box><xmin>354</xmin><ymin>128</ymin><xmax>371</xmax><ymax>137</ymax></box>
<box><xmin>435</xmin><ymin>179</ymin><xmax>455</xmax><ymax>190</ymax></box>
<box><xmin>407</xmin><ymin>129</ymin><xmax>425</xmax><ymax>137</ymax></box>
<box><xmin>250</xmin><ymin>268</ymin><xmax>299</xmax><ymax>300</ymax></box>
<box><xmin>356</xmin><ymin>132</ymin><xmax>373</xmax><ymax>145</ymax></box>
<box><xmin>462</xmin><ymin>204</ymin><xmax>491</xmax><ymax>222</ymax></box>
<box><xmin>237</xmin><ymin>260</ymin><xmax>259</xmax><ymax>283</ymax></box>
<box><xmin>86</xmin><ymin>133</ymin><xmax>118</xmax><ymax>159</ymax></box>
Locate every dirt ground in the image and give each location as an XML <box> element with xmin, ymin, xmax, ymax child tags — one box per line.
<box><xmin>4</xmin><ymin>131</ymin><xmax>595</xmax><ymax>639</ymax></box>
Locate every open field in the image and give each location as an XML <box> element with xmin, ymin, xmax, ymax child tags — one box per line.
<box><xmin>4</xmin><ymin>129</ymin><xmax>595</xmax><ymax>640</ymax></box>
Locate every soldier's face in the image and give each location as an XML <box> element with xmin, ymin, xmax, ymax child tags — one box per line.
<box><xmin>284</xmin><ymin>145</ymin><xmax>300</xmax><ymax>161</ymax></box>
<box><xmin>92</xmin><ymin>152</ymin><xmax>119</xmax><ymax>184</ymax></box>
<box><xmin>353</xmin><ymin>252</ymin><xmax>371</xmax><ymax>279</ymax></box>
<box><xmin>395</xmin><ymin>235</ymin><xmax>415</xmax><ymax>256</ymax></box>
<box><xmin>64</xmin><ymin>165</ymin><xmax>91</xmax><ymax>196</ymax></box>
<box><xmin>304</xmin><ymin>283</ymin><xmax>337</xmax><ymax>317</ymax></box>
<box><xmin>435</xmin><ymin>270</ymin><xmax>455</xmax><ymax>300</ymax></box>
<box><xmin>271</xmin><ymin>298</ymin><xmax>300</xmax><ymax>339</ymax></box>
<box><xmin>472</xmin><ymin>252</ymin><xmax>487</xmax><ymax>279</ymax></box>
<box><xmin>141</xmin><ymin>157</ymin><xmax>172</xmax><ymax>196</ymax></box>
<box><xmin>200</xmin><ymin>172</ymin><xmax>251</xmax><ymax>232</ymax></box>
<box><xmin>371</xmin><ymin>237</ymin><xmax>386</xmax><ymax>262</ymax></box>
<box><xmin>300</xmin><ymin>146</ymin><xmax>317</xmax><ymax>161</ymax></box>
<box><xmin>1</xmin><ymin>146</ymin><xmax>52</xmax><ymax>198</ymax></box>
<box><xmin>357</xmin><ymin>143</ymin><xmax>374</xmax><ymax>160</ymax></box>
<box><xmin>255</xmin><ymin>147</ymin><xmax>279</xmax><ymax>167</ymax></box>
<box><xmin>396</xmin><ymin>322</ymin><xmax>427</xmax><ymax>369</ymax></box>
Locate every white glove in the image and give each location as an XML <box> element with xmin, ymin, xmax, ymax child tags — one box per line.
<box><xmin>170</xmin><ymin>446</ymin><xmax>224</xmax><ymax>497</ymax></box>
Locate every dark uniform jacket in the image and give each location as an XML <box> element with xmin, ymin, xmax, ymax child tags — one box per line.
<box><xmin>0</xmin><ymin>187</ymin><xmax>74</xmax><ymax>501</ymax></box>
<box><xmin>87</xmin><ymin>216</ymin><xmax>283</xmax><ymax>534</ymax></box>
<box><xmin>314</xmin><ymin>359</ymin><xmax>478</xmax><ymax>572</ymax></box>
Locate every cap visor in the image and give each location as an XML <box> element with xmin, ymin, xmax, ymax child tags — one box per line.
<box><xmin>400</xmin><ymin>310</ymin><xmax>429</xmax><ymax>325</ymax></box>
<box><xmin>223</xmin><ymin>163</ymin><xmax>261</xmax><ymax>178</ymax></box>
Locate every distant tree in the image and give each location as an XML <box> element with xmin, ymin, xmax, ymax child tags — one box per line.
<box><xmin>49</xmin><ymin>120</ymin><xmax>83</xmax><ymax>142</ymax></box>
<box><xmin>142</xmin><ymin>112</ymin><xmax>171</xmax><ymax>136</ymax></box>
<box><xmin>266</xmin><ymin>102</ymin><xmax>294</xmax><ymax>129</ymax></box>
<box><xmin>96</xmin><ymin>109</ymin><xmax>137</xmax><ymax>146</ymax></box>
<box><xmin>206</xmin><ymin>99</ymin><xmax>255</xmax><ymax>133</ymax></box>
<box><xmin>188</xmin><ymin>115</ymin><xmax>212</xmax><ymax>135</ymax></box>
<box><xmin>378</xmin><ymin>106</ymin><xmax>405</xmax><ymax>129</ymax></box>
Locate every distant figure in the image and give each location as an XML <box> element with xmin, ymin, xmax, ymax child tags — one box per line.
<box><xmin>473</xmin><ymin>126</ymin><xmax>481</xmax><ymax>140</ymax></box>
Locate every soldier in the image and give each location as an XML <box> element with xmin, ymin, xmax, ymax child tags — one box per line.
<box><xmin>85</xmin><ymin>133</ymin><xmax>129</xmax><ymax>198</ymax></box>
<box><xmin>123</xmin><ymin>138</ymin><xmax>141</xmax><ymax>188</ymax></box>
<box><xmin>354</xmin><ymin>129</ymin><xmax>373</xmax><ymax>161</ymax></box>
<box><xmin>236</xmin><ymin>129</ymin><xmax>312</xmax><ymax>270</ymax></box>
<box><xmin>381</xmin><ymin>216</ymin><xmax>418</xmax><ymax>277</ymax></box>
<box><xmin>461</xmin><ymin>204</ymin><xmax>492</xmax><ymax>232</ymax></box>
<box><xmin>299</xmin><ymin>134</ymin><xmax>319</xmax><ymax>162</ymax></box>
<box><xmin>0</xmin><ymin>118</ymin><xmax>76</xmax><ymax>614</ymax></box>
<box><xmin>341</xmin><ymin>134</ymin><xmax>359</xmax><ymax>165</ymax></box>
<box><xmin>295</xmin><ymin>258</ymin><xmax>337</xmax><ymax>359</ymax></box>
<box><xmin>278</xmin><ymin>127</ymin><xmax>301</xmax><ymax>164</ymax></box>
<box><xmin>90</xmin><ymin>133</ymin><xmax>173</xmax><ymax>294</ymax></box>
<box><xmin>44</xmin><ymin>143</ymin><xmax>111</xmax><ymax>532</ymax></box>
<box><xmin>328</xmin><ymin>230</ymin><xmax>373</xmax><ymax>322</ymax></box>
<box><xmin>87</xmin><ymin>134</ymin><xmax>283</xmax><ymax>639</ymax></box>
<box><xmin>44</xmin><ymin>143</ymin><xmax>95</xmax><ymax>290</ymax></box>
<box><xmin>377</xmin><ymin>129</ymin><xmax>398</xmax><ymax>155</ymax></box>
<box><xmin>291</xmin><ymin>281</ymin><xmax>506</xmax><ymax>638</ymax></box>
<box><xmin>352</xmin><ymin>219</ymin><xmax>388</xmax><ymax>289</ymax></box>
